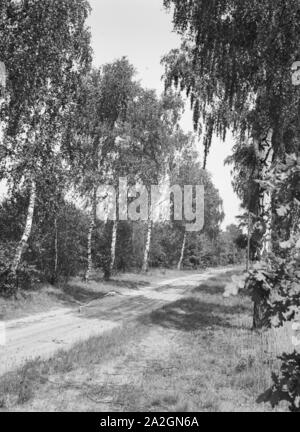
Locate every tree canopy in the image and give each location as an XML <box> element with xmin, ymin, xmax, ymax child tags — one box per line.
<box><xmin>163</xmin><ymin>0</ymin><xmax>300</xmax><ymax>163</ymax></box>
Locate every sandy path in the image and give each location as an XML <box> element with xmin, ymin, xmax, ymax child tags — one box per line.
<box><xmin>0</xmin><ymin>267</ymin><xmax>234</xmax><ymax>376</ymax></box>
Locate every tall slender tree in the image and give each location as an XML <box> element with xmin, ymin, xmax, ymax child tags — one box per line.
<box><xmin>163</xmin><ymin>0</ymin><xmax>300</xmax><ymax>327</ymax></box>
<box><xmin>124</xmin><ymin>89</ymin><xmax>184</xmax><ymax>272</ymax></box>
<box><xmin>0</xmin><ymin>0</ymin><xmax>91</xmax><ymax>292</ymax></box>
<box><xmin>64</xmin><ymin>60</ymin><xmax>137</xmax><ymax>281</ymax></box>
<box><xmin>172</xmin><ymin>144</ymin><xmax>224</xmax><ymax>270</ymax></box>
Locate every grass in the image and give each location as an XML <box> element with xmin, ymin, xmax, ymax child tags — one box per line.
<box><xmin>0</xmin><ymin>267</ymin><xmax>203</xmax><ymax>321</ymax></box>
<box><xmin>0</xmin><ymin>323</ymin><xmax>147</xmax><ymax>409</ymax></box>
<box><xmin>0</xmin><ymin>268</ymin><xmax>293</xmax><ymax>412</ymax></box>
<box><xmin>0</xmin><ymin>285</ymin><xmax>69</xmax><ymax>321</ymax></box>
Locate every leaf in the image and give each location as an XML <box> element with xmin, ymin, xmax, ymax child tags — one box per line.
<box><xmin>277</xmin><ymin>205</ymin><xmax>289</xmax><ymax>217</ymax></box>
<box><xmin>257</xmin><ymin>388</ymin><xmax>292</xmax><ymax>407</ymax></box>
<box><xmin>280</xmin><ymin>240</ymin><xmax>292</xmax><ymax>250</ymax></box>
<box><xmin>256</xmin><ymin>388</ymin><xmax>273</xmax><ymax>404</ymax></box>
<box><xmin>256</xmin><ymin>272</ymin><xmax>266</xmax><ymax>282</ymax></box>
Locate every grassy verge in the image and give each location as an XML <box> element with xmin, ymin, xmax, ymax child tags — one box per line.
<box><xmin>0</xmin><ymin>285</ymin><xmax>70</xmax><ymax>321</ymax></box>
<box><xmin>1</xmin><ymin>269</ymin><xmax>291</xmax><ymax>412</ymax></box>
<box><xmin>0</xmin><ymin>323</ymin><xmax>147</xmax><ymax>409</ymax></box>
<box><xmin>0</xmin><ymin>268</ymin><xmax>203</xmax><ymax>321</ymax></box>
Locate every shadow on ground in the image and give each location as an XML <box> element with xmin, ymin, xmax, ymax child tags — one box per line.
<box><xmin>83</xmin><ymin>295</ymin><xmax>166</xmax><ymax>322</ymax></box>
<box><xmin>192</xmin><ymin>279</ymin><xmax>230</xmax><ymax>296</ymax></box>
<box><xmin>92</xmin><ymin>274</ymin><xmax>150</xmax><ymax>290</ymax></box>
<box><xmin>191</xmin><ymin>270</ymin><xmax>245</xmax><ymax>296</ymax></box>
<box><xmin>141</xmin><ymin>297</ymin><xmax>250</xmax><ymax>331</ymax></box>
<box><xmin>57</xmin><ymin>283</ymin><xmax>107</xmax><ymax>304</ymax></box>
<box><xmin>51</xmin><ymin>278</ymin><xmax>149</xmax><ymax>305</ymax></box>
<box><xmin>105</xmin><ymin>279</ymin><xmax>149</xmax><ymax>290</ymax></box>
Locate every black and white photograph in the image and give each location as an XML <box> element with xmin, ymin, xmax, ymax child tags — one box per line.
<box><xmin>0</xmin><ymin>0</ymin><xmax>300</xmax><ymax>415</ymax></box>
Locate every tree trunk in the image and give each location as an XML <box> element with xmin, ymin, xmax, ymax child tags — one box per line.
<box><xmin>250</xmin><ymin>131</ymin><xmax>274</xmax><ymax>328</ymax></box>
<box><xmin>261</xmin><ymin>148</ymin><xmax>273</xmax><ymax>258</ymax></box>
<box><xmin>85</xmin><ymin>215</ymin><xmax>95</xmax><ymax>282</ymax></box>
<box><xmin>177</xmin><ymin>231</ymin><xmax>187</xmax><ymax>270</ymax></box>
<box><xmin>84</xmin><ymin>187</ymin><xmax>97</xmax><ymax>282</ymax></box>
<box><xmin>246</xmin><ymin>211</ymin><xmax>251</xmax><ymax>272</ymax></box>
<box><xmin>110</xmin><ymin>220</ymin><xmax>118</xmax><ymax>272</ymax></box>
<box><xmin>253</xmin><ymin>296</ymin><xmax>270</xmax><ymax>330</ymax></box>
<box><xmin>254</xmin><ymin>131</ymin><xmax>274</xmax><ymax>258</ymax></box>
<box><xmin>53</xmin><ymin>216</ymin><xmax>58</xmax><ymax>283</ymax></box>
<box><xmin>142</xmin><ymin>218</ymin><xmax>152</xmax><ymax>273</ymax></box>
<box><xmin>11</xmin><ymin>179</ymin><xmax>36</xmax><ymax>275</ymax></box>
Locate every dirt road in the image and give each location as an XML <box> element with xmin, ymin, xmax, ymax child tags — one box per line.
<box><xmin>0</xmin><ymin>267</ymin><xmax>235</xmax><ymax>376</ymax></box>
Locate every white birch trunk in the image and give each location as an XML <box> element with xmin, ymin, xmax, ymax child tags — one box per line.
<box><xmin>177</xmin><ymin>231</ymin><xmax>187</xmax><ymax>270</ymax></box>
<box><xmin>85</xmin><ymin>215</ymin><xmax>94</xmax><ymax>282</ymax></box>
<box><xmin>142</xmin><ymin>218</ymin><xmax>152</xmax><ymax>273</ymax></box>
<box><xmin>246</xmin><ymin>211</ymin><xmax>251</xmax><ymax>272</ymax></box>
<box><xmin>252</xmin><ymin>131</ymin><xmax>274</xmax><ymax>329</ymax></box>
<box><xmin>54</xmin><ymin>217</ymin><xmax>58</xmax><ymax>279</ymax></box>
<box><xmin>262</xmin><ymin>140</ymin><xmax>274</xmax><ymax>257</ymax></box>
<box><xmin>11</xmin><ymin>179</ymin><xmax>36</xmax><ymax>274</ymax></box>
<box><xmin>110</xmin><ymin>220</ymin><xmax>118</xmax><ymax>272</ymax></box>
<box><xmin>84</xmin><ymin>187</ymin><xmax>97</xmax><ymax>282</ymax></box>
<box><xmin>254</xmin><ymin>130</ymin><xmax>274</xmax><ymax>258</ymax></box>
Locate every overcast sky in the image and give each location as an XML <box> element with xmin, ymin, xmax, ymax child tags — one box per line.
<box><xmin>87</xmin><ymin>0</ymin><xmax>241</xmax><ymax>228</ymax></box>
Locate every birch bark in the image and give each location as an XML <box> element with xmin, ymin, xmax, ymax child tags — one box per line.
<box><xmin>11</xmin><ymin>178</ymin><xmax>37</xmax><ymax>274</ymax></box>
<box><xmin>110</xmin><ymin>220</ymin><xmax>118</xmax><ymax>272</ymax></box>
<box><xmin>177</xmin><ymin>231</ymin><xmax>187</xmax><ymax>270</ymax></box>
<box><xmin>84</xmin><ymin>187</ymin><xmax>97</xmax><ymax>282</ymax></box>
<box><xmin>142</xmin><ymin>217</ymin><xmax>152</xmax><ymax>273</ymax></box>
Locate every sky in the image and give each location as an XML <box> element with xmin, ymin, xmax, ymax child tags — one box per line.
<box><xmin>0</xmin><ymin>0</ymin><xmax>242</xmax><ymax>228</ymax></box>
<box><xmin>87</xmin><ymin>0</ymin><xmax>241</xmax><ymax>228</ymax></box>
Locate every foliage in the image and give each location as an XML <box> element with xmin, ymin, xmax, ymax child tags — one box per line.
<box><xmin>0</xmin><ymin>0</ymin><xmax>92</xmax><ymax>187</ymax></box>
<box><xmin>257</xmin><ymin>352</ymin><xmax>300</xmax><ymax>412</ymax></box>
<box><xmin>33</xmin><ymin>201</ymin><xmax>88</xmax><ymax>283</ymax></box>
<box><xmin>246</xmin><ymin>155</ymin><xmax>300</xmax><ymax>327</ymax></box>
<box><xmin>0</xmin><ymin>194</ymin><xmax>89</xmax><ymax>287</ymax></box>
<box><xmin>247</xmin><ymin>155</ymin><xmax>300</xmax><ymax>408</ymax></box>
<box><xmin>64</xmin><ymin>59</ymin><xmax>138</xmax><ymax>195</ymax></box>
<box><xmin>163</xmin><ymin>0</ymin><xmax>300</xmax><ymax>155</ymax></box>
<box><xmin>0</xmin><ymin>0</ymin><xmax>92</xmax><ymax>291</ymax></box>
<box><xmin>148</xmin><ymin>224</ymin><xmax>245</xmax><ymax>270</ymax></box>
<box><xmin>163</xmin><ymin>0</ymin><xmax>300</xmax><ymax>410</ymax></box>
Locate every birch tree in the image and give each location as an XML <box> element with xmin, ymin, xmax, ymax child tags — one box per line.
<box><xmin>0</xmin><ymin>0</ymin><xmax>91</xmax><ymax>292</ymax></box>
<box><xmin>125</xmin><ymin>89</ymin><xmax>184</xmax><ymax>272</ymax></box>
<box><xmin>64</xmin><ymin>60</ymin><xmax>137</xmax><ymax>281</ymax></box>
<box><xmin>110</xmin><ymin>220</ymin><xmax>118</xmax><ymax>272</ymax></box>
<box><xmin>163</xmin><ymin>0</ymin><xmax>300</xmax><ymax>327</ymax></box>
<box><xmin>177</xmin><ymin>231</ymin><xmax>187</xmax><ymax>270</ymax></box>
<box><xmin>172</xmin><ymin>145</ymin><xmax>224</xmax><ymax>270</ymax></box>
